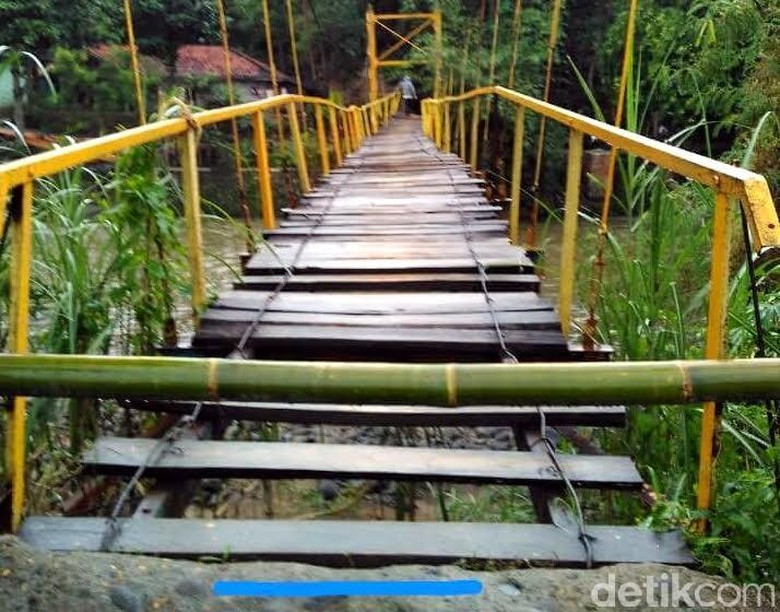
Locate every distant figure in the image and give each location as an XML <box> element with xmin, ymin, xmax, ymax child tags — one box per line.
<box><xmin>399</xmin><ymin>75</ymin><xmax>417</xmax><ymax>116</ymax></box>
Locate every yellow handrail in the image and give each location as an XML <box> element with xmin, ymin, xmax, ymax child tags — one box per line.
<box><xmin>423</xmin><ymin>83</ymin><xmax>780</xmax><ymax>531</ymax></box>
<box><xmin>0</xmin><ymin>89</ymin><xmax>399</xmax><ymax>532</ymax></box>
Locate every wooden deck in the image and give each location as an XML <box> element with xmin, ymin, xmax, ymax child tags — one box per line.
<box><xmin>20</xmin><ymin>117</ymin><xmax>693</xmax><ymax>567</ymax></box>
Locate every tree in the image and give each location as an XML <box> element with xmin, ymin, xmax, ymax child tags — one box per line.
<box><xmin>133</xmin><ymin>0</ymin><xmax>219</xmax><ymax>76</ymax></box>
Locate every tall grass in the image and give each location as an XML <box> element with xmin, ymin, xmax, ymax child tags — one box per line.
<box><xmin>566</xmin><ymin>47</ymin><xmax>780</xmax><ymax>580</ymax></box>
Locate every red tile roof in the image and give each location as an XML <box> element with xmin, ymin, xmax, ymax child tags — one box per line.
<box><xmin>88</xmin><ymin>44</ymin><xmax>294</xmax><ymax>85</ymax></box>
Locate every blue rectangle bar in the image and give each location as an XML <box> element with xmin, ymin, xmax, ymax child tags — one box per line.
<box><xmin>213</xmin><ymin>579</ymin><xmax>483</xmax><ymax>598</ymax></box>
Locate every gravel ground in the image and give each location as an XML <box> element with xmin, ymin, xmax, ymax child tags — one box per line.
<box><xmin>1</xmin><ymin>536</ymin><xmax>773</xmax><ymax>611</ymax></box>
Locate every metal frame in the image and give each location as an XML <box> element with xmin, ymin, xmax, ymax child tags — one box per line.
<box><xmin>366</xmin><ymin>8</ymin><xmax>443</xmax><ymax>102</ymax></box>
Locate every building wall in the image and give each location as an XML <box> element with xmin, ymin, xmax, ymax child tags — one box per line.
<box><xmin>0</xmin><ymin>70</ymin><xmax>15</xmax><ymax>111</ymax></box>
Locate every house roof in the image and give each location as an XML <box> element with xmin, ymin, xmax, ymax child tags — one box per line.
<box><xmin>88</xmin><ymin>44</ymin><xmax>295</xmax><ymax>86</ymax></box>
<box><xmin>175</xmin><ymin>45</ymin><xmax>294</xmax><ymax>85</ymax></box>
<box><xmin>88</xmin><ymin>44</ymin><xmax>166</xmax><ymax>76</ymax></box>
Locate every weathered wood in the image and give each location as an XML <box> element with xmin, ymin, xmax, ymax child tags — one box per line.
<box><xmin>237</xmin><ymin>273</ymin><xmax>540</xmax><ymax>293</ymax></box>
<box><xmin>128</xmin><ymin>400</ymin><xmax>627</xmax><ymax>428</ymax></box>
<box><xmin>199</xmin><ymin>309</ymin><xmax>561</xmax><ymax>330</ymax></box>
<box><xmin>212</xmin><ymin>291</ymin><xmax>552</xmax><ymax>314</ymax></box>
<box><xmin>83</xmin><ymin>438</ymin><xmax>643</xmax><ymax>488</ymax></box>
<box><xmin>19</xmin><ymin>517</ymin><xmax>695</xmax><ymax>566</ymax></box>
<box><xmin>193</xmin><ymin>324</ymin><xmax>570</xmax><ymax>361</ymax></box>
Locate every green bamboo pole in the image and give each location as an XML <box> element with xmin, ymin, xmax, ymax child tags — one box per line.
<box><xmin>0</xmin><ymin>355</ymin><xmax>776</xmax><ymax>407</ymax></box>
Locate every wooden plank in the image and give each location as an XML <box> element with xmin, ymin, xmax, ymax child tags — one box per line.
<box><xmin>83</xmin><ymin>438</ymin><xmax>643</xmax><ymax>488</ymax></box>
<box><xmin>264</xmin><ymin>225</ymin><xmax>508</xmax><ymax>238</ymax></box>
<box><xmin>236</xmin><ymin>273</ymin><xmax>540</xmax><ymax>293</ymax></box>
<box><xmin>192</xmin><ymin>324</ymin><xmax>569</xmax><ymax>361</ymax></box>
<box><xmin>129</xmin><ymin>400</ymin><xmax>627</xmax><ymax>428</ymax></box>
<box><xmin>282</xmin><ymin>205</ymin><xmax>501</xmax><ymax>215</ymax></box>
<box><xmin>243</xmin><ymin>258</ymin><xmax>534</xmax><ymax>275</ymax></box>
<box><xmin>212</xmin><ymin>291</ymin><xmax>552</xmax><ymax>314</ymax></box>
<box><xmin>19</xmin><ymin>518</ymin><xmax>694</xmax><ymax>566</ymax></box>
<box><xmin>198</xmin><ymin>309</ymin><xmax>561</xmax><ymax>330</ymax></box>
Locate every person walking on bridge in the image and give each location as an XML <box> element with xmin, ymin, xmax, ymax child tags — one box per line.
<box><xmin>399</xmin><ymin>75</ymin><xmax>416</xmax><ymax>116</ymax></box>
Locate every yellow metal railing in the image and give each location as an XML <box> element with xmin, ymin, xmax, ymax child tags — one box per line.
<box><xmin>0</xmin><ymin>90</ymin><xmax>400</xmax><ymax>531</ymax></box>
<box><xmin>422</xmin><ymin>84</ymin><xmax>780</xmax><ymax>525</ymax></box>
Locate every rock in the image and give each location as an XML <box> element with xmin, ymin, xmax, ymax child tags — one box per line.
<box><xmin>174</xmin><ymin>577</ymin><xmax>208</xmax><ymax>598</ymax></box>
<box><xmin>318</xmin><ymin>479</ymin><xmax>341</xmax><ymax>501</ymax></box>
<box><xmin>108</xmin><ymin>585</ymin><xmax>143</xmax><ymax>612</ymax></box>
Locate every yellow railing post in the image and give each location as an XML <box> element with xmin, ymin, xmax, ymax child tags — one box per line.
<box><xmin>314</xmin><ymin>104</ymin><xmax>330</xmax><ymax>176</ymax></box>
<box><xmin>5</xmin><ymin>183</ymin><xmax>32</xmax><ymax>532</ymax></box>
<box><xmin>287</xmin><ymin>101</ymin><xmax>311</xmax><ymax>193</ymax></box>
<box><xmin>341</xmin><ymin>110</ymin><xmax>353</xmax><ymax>155</ymax></box>
<box><xmin>123</xmin><ymin>0</ymin><xmax>145</xmax><ymax>125</ymax></box>
<box><xmin>558</xmin><ymin>129</ymin><xmax>584</xmax><ymax>336</ymax></box>
<box><xmin>470</xmin><ymin>97</ymin><xmax>481</xmax><ymax>171</ymax></box>
<box><xmin>458</xmin><ymin>100</ymin><xmax>467</xmax><ymax>160</ymax></box>
<box><xmin>177</xmin><ymin>129</ymin><xmax>206</xmax><ymax>321</ymax></box>
<box><xmin>509</xmin><ymin>105</ymin><xmax>526</xmax><ymax>245</ymax></box>
<box><xmin>328</xmin><ymin>106</ymin><xmax>343</xmax><ymax>167</ymax></box>
<box><xmin>362</xmin><ymin>108</ymin><xmax>372</xmax><ymax>137</ymax></box>
<box><xmin>443</xmin><ymin>101</ymin><xmax>451</xmax><ymax>153</ymax></box>
<box><xmin>353</xmin><ymin>107</ymin><xmax>364</xmax><ymax>147</ymax></box>
<box><xmin>251</xmin><ymin>110</ymin><xmax>275</xmax><ymax>230</ymax></box>
<box><xmin>697</xmin><ymin>191</ymin><xmax>734</xmax><ymax>528</ymax></box>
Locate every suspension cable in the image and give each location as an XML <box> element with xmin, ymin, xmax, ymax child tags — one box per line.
<box><xmin>528</xmin><ymin>0</ymin><xmax>563</xmax><ymax>249</ymax></box>
<box><xmin>739</xmin><ymin>204</ymin><xmax>780</xmax><ymax>509</ymax></box>
<box><xmin>100</xmin><ymin>140</ymin><xmax>367</xmax><ymax>552</ymax></box>
<box><xmin>420</xmin><ymin>133</ymin><xmax>594</xmax><ymax>567</ymax></box>
<box><xmin>582</xmin><ymin>0</ymin><xmax>640</xmax><ymax>349</ymax></box>
<box><xmin>216</xmin><ymin>0</ymin><xmax>254</xmax><ymax>251</ymax></box>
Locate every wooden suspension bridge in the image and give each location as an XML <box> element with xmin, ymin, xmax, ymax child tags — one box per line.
<box><xmin>15</xmin><ymin>116</ymin><xmax>694</xmax><ymax>565</ymax></box>
<box><xmin>1</xmin><ymin>7</ymin><xmax>779</xmax><ymax>569</ymax></box>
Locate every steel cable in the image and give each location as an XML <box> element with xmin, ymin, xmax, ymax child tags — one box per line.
<box><xmin>100</xmin><ymin>134</ymin><xmax>367</xmax><ymax>551</ymax></box>
<box><xmin>419</xmin><ymin>132</ymin><xmax>594</xmax><ymax>567</ymax></box>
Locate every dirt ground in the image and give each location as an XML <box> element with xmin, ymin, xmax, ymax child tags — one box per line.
<box><xmin>1</xmin><ymin>536</ymin><xmax>774</xmax><ymax>611</ymax></box>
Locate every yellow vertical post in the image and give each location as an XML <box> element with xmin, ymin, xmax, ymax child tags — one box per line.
<box><xmin>252</xmin><ymin>110</ymin><xmax>275</xmax><ymax>230</ymax></box>
<box><xmin>558</xmin><ymin>129</ymin><xmax>584</xmax><ymax>336</ymax></box>
<box><xmin>314</xmin><ymin>104</ymin><xmax>330</xmax><ymax>176</ymax></box>
<box><xmin>216</xmin><ymin>0</ymin><xmax>253</xmax><ymax>246</ymax></box>
<box><xmin>366</xmin><ymin>8</ymin><xmax>378</xmax><ymax>102</ymax></box>
<box><xmin>433</xmin><ymin>102</ymin><xmax>442</xmax><ymax>149</ymax></box>
<box><xmin>458</xmin><ymin>100</ymin><xmax>467</xmax><ymax>160</ymax></box>
<box><xmin>363</xmin><ymin>108</ymin><xmax>372</xmax><ymax>136</ymax></box>
<box><xmin>261</xmin><ymin>0</ymin><xmax>287</xmax><ymax>149</ymax></box>
<box><xmin>528</xmin><ymin>0</ymin><xmax>563</xmax><ymax>246</ymax></box>
<box><xmin>285</xmin><ymin>0</ymin><xmax>305</xmax><ymax>123</ymax></box>
<box><xmin>288</xmin><ymin>102</ymin><xmax>311</xmax><ymax>193</ymax></box>
<box><xmin>5</xmin><ymin>182</ymin><xmax>32</xmax><ymax>532</ymax></box>
<box><xmin>507</xmin><ymin>0</ymin><xmax>524</xmax><ymax>90</ymax></box>
<box><xmin>582</xmin><ymin>0</ymin><xmax>639</xmax><ymax>347</ymax></box>
<box><xmin>328</xmin><ymin>106</ymin><xmax>342</xmax><ymax>167</ymax></box>
<box><xmin>177</xmin><ymin>130</ymin><xmax>206</xmax><ymax>320</ymax></box>
<box><xmin>123</xmin><ymin>0</ymin><xmax>146</xmax><ymax>125</ymax></box>
<box><xmin>433</xmin><ymin>10</ymin><xmax>443</xmax><ymax>99</ymax></box>
<box><xmin>509</xmin><ymin>105</ymin><xmax>525</xmax><ymax>245</ymax></box>
<box><xmin>354</xmin><ymin>107</ymin><xmax>365</xmax><ymax>145</ymax></box>
<box><xmin>369</xmin><ymin>103</ymin><xmax>377</xmax><ymax>133</ymax></box>
<box><xmin>470</xmin><ymin>97</ymin><xmax>481</xmax><ymax>171</ymax></box>
<box><xmin>341</xmin><ymin>110</ymin><xmax>353</xmax><ymax>155</ymax></box>
<box><xmin>442</xmin><ymin>101</ymin><xmax>451</xmax><ymax>153</ymax></box>
<box><xmin>696</xmin><ymin>191</ymin><xmax>734</xmax><ymax>527</ymax></box>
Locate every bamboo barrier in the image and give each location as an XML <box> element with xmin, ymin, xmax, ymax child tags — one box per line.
<box><xmin>0</xmin><ymin>354</ymin><xmax>776</xmax><ymax>407</ymax></box>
